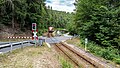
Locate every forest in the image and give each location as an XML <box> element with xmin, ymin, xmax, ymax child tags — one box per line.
<box><xmin>69</xmin><ymin>0</ymin><xmax>120</xmax><ymax>64</ymax></box>
<box><xmin>72</xmin><ymin>0</ymin><xmax>120</xmax><ymax>49</ymax></box>
<box><xmin>0</xmin><ymin>0</ymin><xmax>73</xmax><ymax>35</ymax></box>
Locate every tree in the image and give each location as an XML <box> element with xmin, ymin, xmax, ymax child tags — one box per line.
<box><xmin>74</xmin><ymin>0</ymin><xmax>120</xmax><ymax>48</ymax></box>
<box><xmin>0</xmin><ymin>0</ymin><xmax>72</xmax><ymax>36</ymax></box>
<box><xmin>5</xmin><ymin>0</ymin><xmax>14</xmax><ymax>28</ymax></box>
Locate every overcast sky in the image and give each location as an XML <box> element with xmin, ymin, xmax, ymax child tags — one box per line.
<box><xmin>45</xmin><ymin>0</ymin><xmax>75</xmax><ymax>12</ymax></box>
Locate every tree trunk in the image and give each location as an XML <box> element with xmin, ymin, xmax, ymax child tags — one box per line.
<box><xmin>12</xmin><ymin>1</ymin><xmax>14</xmax><ymax>28</ymax></box>
<box><xmin>12</xmin><ymin>15</ymin><xmax>14</xmax><ymax>28</ymax></box>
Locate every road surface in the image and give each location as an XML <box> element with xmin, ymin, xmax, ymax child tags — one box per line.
<box><xmin>40</xmin><ymin>35</ymin><xmax>73</xmax><ymax>43</ymax></box>
<box><xmin>0</xmin><ymin>35</ymin><xmax>73</xmax><ymax>53</ymax></box>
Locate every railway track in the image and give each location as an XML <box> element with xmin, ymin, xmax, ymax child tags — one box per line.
<box><xmin>55</xmin><ymin>43</ymin><xmax>80</xmax><ymax>67</ymax></box>
<box><xmin>55</xmin><ymin>43</ymin><xmax>96</xmax><ymax>68</ymax></box>
<box><xmin>49</xmin><ymin>33</ymin><xmax>116</xmax><ymax>68</ymax></box>
<box><xmin>49</xmin><ymin>35</ymin><xmax>96</xmax><ymax>68</ymax></box>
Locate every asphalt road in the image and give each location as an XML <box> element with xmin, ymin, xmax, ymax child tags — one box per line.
<box><xmin>40</xmin><ymin>35</ymin><xmax>73</xmax><ymax>43</ymax></box>
<box><xmin>0</xmin><ymin>35</ymin><xmax>73</xmax><ymax>53</ymax></box>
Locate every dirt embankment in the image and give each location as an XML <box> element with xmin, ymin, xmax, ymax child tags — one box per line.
<box><xmin>0</xmin><ymin>24</ymin><xmax>32</xmax><ymax>39</ymax></box>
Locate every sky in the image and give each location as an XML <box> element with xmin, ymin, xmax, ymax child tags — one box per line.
<box><xmin>45</xmin><ymin>0</ymin><xmax>75</xmax><ymax>12</ymax></box>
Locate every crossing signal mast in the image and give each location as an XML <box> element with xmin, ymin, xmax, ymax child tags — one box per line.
<box><xmin>32</xmin><ymin>23</ymin><xmax>38</xmax><ymax>47</ymax></box>
<box><xmin>32</xmin><ymin>23</ymin><xmax>36</xmax><ymax>30</ymax></box>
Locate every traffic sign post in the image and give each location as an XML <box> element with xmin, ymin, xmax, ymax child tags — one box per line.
<box><xmin>32</xmin><ymin>23</ymin><xmax>38</xmax><ymax>47</ymax></box>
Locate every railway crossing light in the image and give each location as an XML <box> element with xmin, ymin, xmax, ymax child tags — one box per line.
<box><xmin>32</xmin><ymin>23</ymin><xmax>38</xmax><ymax>47</ymax></box>
<box><xmin>32</xmin><ymin>23</ymin><xmax>36</xmax><ymax>31</ymax></box>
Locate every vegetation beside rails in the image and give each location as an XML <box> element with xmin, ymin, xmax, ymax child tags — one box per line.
<box><xmin>59</xmin><ymin>57</ymin><xmax>73</xmax><ymax>68</ymax></box>
<box><xmin>55</xmin><ymin>44</ymin><xmax>75</xmax><ymax>68</ymax></box>
<box><xmin>81</xmin><ymin>38</ymin><xmax>120</xmax><ymax>65</ymax></box>
<box><xmin>38</xmin><ymin>29</ymin><xmax>48</xmax><ymax>36</ymax></box>
<box><xmin>66</xmin><ymin>38</ymin><xmax>120</xmax><ymax>65</ymax></box>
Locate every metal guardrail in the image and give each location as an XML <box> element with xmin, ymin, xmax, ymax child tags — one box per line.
<box><xmin>0</xmin><ymin>40</ymin><xmax>35</xmax><ymax>54</ymax></box>
<box><xmin>0</xmin><ymin>42</ymin><xmax>9</xmax><ymax>45</ymax></box>
<box><xmin>0</xmin><ymin>41</ymin><xmax>30</xmax><ymax>48</ymax></box>
<box><xmin>0</xmin><ymin>38</ymin><xmax>45</xmax><ymax>53</ymax></box>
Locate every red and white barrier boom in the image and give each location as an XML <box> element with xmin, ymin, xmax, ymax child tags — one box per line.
<box><xmin>32</xmin><ymin>23</ymin><xmax>38</xmax><ymax>47</ymax></box>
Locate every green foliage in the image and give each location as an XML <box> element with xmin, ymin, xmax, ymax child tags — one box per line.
<box><xmin>66</xmin><ymin>13</ymin><xmax>76</xmax><ymax>35</ymax></box>
<box><xmin>38</xmin><ymin>29</ymin><xmax>47</xmax><ymax>36</ymax></box>
<box><xmin>80</xmin><ymin>38</ymin><xmax>120</xmax><ymax>64</ymax></box>
<box><xmin>0</xmin><ymin>0</ymin><xmax>72</xmax><ymax>35</ymax></box>
<box><xmin>74</xmin><ymin>0</ymin><xmax>120</xmax><ymax>48</ymax></box>
<box><xmin>46</xmin><ymin>9</ymin><xmax>72</xmax><ymax>29</ymax></box>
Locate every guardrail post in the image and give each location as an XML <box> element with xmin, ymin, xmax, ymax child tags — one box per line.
<box><xmin>21</xmin><ymin>41</ymin><xmax>23</xmax><ymax>49</ymax></box>
<box><xmin>10</xmin><ymin>42</ymin><xmax>12</xmax><ymax>52</ymax></box>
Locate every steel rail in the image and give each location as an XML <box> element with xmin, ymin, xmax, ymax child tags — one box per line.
<box><xmin>60</xmin><ymin>42</ymin><xmax>97</xmax><ymax>67</ymax></box>
<box><xmin>49</xmin><ymin>35</ymin><xmax>81</xmax><ymax>67</ymax></box>
<box><xmin>61</xmin><ymin>42</ymin><xmax>116</xmax><ymax>68</ymax></box>
<box><xmin>51</xmin><ymin>36</ymin><xmax>95</xmax><ymax>67</ymax></box>
<box><xmin>49</xmin><ymin>35</ymin><xmax>89</xmax><ymax>67</ymax></box>
<box><xmin>55</xmin><ymin>43</ymin><xmax>81</xmax><ymax>67</ymax></box>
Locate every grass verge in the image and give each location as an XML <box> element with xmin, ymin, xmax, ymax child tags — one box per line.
<box><xmin>0</xmin><ymin>44</ymin><xmax>60</xmax><ymax>68</ymax></box>
<box><xmin>58</xmin><ymin>56</ymin><xmax>73</xmax><ymax>68</ymax></box>
<box><xmin>53</xmin><ymin>45</ymin><xmax>74</xmax><ymax>68</ymax></box>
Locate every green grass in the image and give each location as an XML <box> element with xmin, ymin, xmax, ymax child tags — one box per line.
<box><xmin>59</xmin><ymin>57</ymin><xmax>73</xmax><ymax>68</ymax></box>
<box><xmin>56</xmin><ymin>50</ymin><xmax>74</xmax><ymax>68</ymax></box>
<box><xmin>0</xmin><ymin>44</ymin><xmax>51</xmax><ymax>68</ymax></box>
